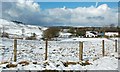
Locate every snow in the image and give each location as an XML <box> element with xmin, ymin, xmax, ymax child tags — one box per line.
<box><xmin>0</xmin><ymin>38</ymin><xmax>119</xmax><ymax>70</ymax></box>
<box><xmin>0</xmin><ymin>19</ymin><xmax>47</xmax><ymax>39</ymax></box>
<box><xmin>0</xmin><ymin>19</ymin><xmax>119</xmax><ymax>71</ymax></box>
<box><xmin>61</xmin><ymin>37</ymin><xmax>118</xmax><ymax>42</ymax></box>
<box><xmin>85</xmin><ymin>57</ymin><xmax>118</xmax><ymax>70</ymax></box>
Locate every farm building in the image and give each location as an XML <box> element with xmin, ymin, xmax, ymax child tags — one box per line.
<box><xmin>105</xmin><ymin>32</ymin><xmax>119</xmax><ymax>37</ymax></box>
<box><xmin>59</xmin><ymin>32</ymin><xmax>72</xmax><ymax>38</ymax></box>
<box><xmin>86</xmin><ymin>31</ymin><xmax>98</xmax><ymax>37</ymax></box>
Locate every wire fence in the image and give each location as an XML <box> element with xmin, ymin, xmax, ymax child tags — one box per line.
<box><xmin>0</xmin><ymin>38</ymin><xmax>118</xmax><ymax>63</ymax></box>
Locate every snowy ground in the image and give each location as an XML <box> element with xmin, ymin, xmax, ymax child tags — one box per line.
<box><xmin>0</xmin><ymin>19</ymin><xmax>47</xmax><ymax>39</ymax></box>
<box><xmin>0</xmin><ymin>38</ymin><xmax>119</xmax><ymax>71</ymax></box>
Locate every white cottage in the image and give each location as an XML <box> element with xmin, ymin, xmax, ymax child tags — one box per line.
<box><xmin>86</xmin><ymin>31</ymin><xmax>98</xmax><ymax>37</ymax></box>
<box><xmin>59</xmin><ymin>32</ymin><xmax>72</xmax><ymax>38</ymax></box>
<box><xmin>105</xmin><ymin>32</ymin><xmax>118</xmax><ymax>37</ymax></box>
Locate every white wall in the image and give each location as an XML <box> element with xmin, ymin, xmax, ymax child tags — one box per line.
<box><xmin>105</xmin><ymin>32</ymin><xmax>118</xmax><ymax>37</ymax></box>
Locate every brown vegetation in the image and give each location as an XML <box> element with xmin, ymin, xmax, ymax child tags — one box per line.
<box><xmin>0</xmin><ymin>61</ymin><xmax>9</xmax><ymax>65</ymax></box>
<box><xmin>43</xmin><ymin>27</ymin><xmax>60</xmax><ymax>40</ymax></box>
<box><xmin>6</xmin><ymin>63</ymin><xmax>17</xmax><ymax>68</ymax></box>
<box><xmin>18</xmin><ymin>61</ymin><xmax>29</xmax><ymax>66</ymax></box>
<box><xmin>63</xmin><ymin>60</ymin><xmax>92</xmax><ymax>67</ymax></box>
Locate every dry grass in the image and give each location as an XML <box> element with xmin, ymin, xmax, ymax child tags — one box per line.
<box><xmin>80</xmin><ymin>60</ymin><xmax>92</xmax><ymax>66</ymax></box>
<box><xmin>63</xmin><ymin>60</ymin><xmax>92</xmax><ymax>67</ymax></box>
<box><xmin>0</xmin><ymin>61</ymin><xmax>9</xmax><ymax>65</ymax></box>
<box><xmin>6</xmin><ymin>63</ymin><xmax>17</xmax><ymax>68</ymax></box>
<box><xmin>63</xmin><ymin>61</ymin><xmax>78</xmax><ymax>67</ymax></box>
<box><xmin>18</xmin><ymin>61</ymin><xmax>29</xmax><ymax>66</ymax></box>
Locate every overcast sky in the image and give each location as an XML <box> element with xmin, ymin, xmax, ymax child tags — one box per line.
<box><xmin>1</xmin><ymin>0</ymin><xmax>119</xmax><ymax>27</ymax></box>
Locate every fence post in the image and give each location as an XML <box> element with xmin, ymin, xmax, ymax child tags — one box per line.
<box><xmin>14</xmin><ymin>38</ymin><xmax>17</xmax><ymax>62</ymax></box>
<box><xmin>79</xmin><ymin>41</ymin><xmax>83</xmax><ymax>61</ymax></box>
<box><xmin>102</xmin><ymin>40</ymin><xmax>105</xmax><ymax>57</ymax></box>
<box><xmin>45</xmin><ymin>39</ymin><xmax>48</xmax><ymax>60</ymax></box>
<box><xmin>115</xmin><ymin>40</ymin><xmax>117</xmax><ymax>52</ymax></box>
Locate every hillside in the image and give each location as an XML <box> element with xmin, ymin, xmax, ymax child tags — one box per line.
<box><xmin>0</xmin><ymin>19</ymin><xmax>47</xmax><ymax>39</ymax></box>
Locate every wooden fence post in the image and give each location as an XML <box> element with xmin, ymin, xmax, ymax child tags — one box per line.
<box><xmin>115</xmin><ymin>40</ymin><xmax>117</xmax><ymax>52</ymax></box>
<box><xmin>102</xmin><ymin>40</ymin><xmax>105</xmax><ymax>57</ymax></box>
<box><xmin>45</xmin><ymin>39</ymin><xmax>48</xmax><ymax>60</ymax></box>
<box><xmin>79</xmin><ymin>42</ymin><xmax>83</xmax><ymax>61</ymax></box>
<box><xmin>14</xmin><ymin>38</ymin><xmax>17</xmax><ymax>62</ymax></box>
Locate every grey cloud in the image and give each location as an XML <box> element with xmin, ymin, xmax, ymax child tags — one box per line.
<box><xmin>1</xmin><ymin>1</ymin><xmax>118</xmax><ymax>27</ymax></box>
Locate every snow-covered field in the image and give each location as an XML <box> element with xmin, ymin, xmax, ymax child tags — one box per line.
<box><xmin>0</xmin><ymin>38</ymin><xmax>119</xmax><ymax>71</ymax></box>
<box><xmin>0</xmin><ymin>18</ymin><xmax>119</xmax><ymax>71</ymax></box>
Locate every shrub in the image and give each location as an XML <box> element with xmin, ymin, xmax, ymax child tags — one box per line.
<box><xmin>43</xmin><ymin>27</ymin><xmax>60</xmax><ymax>40</ymax></box>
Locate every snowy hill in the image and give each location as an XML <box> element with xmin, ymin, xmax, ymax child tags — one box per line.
<box><xmin>0</xmin><ymin>19</ymin><xmax>47</xmax><ymax>39</ymax></box>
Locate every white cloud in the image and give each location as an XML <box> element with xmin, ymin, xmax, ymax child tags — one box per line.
<box><xmin>41</xmin><ymin>4</ymin><xmax>118</xmax><ymax>26</ymax></box>
<box><xmin>1</xmin><ymin>1</ymin><xmax>118</xmax><ymax>27</ymax></box>
<box><xmin>2</xmin><ymin>0</ymin><xmax>40</xmax><ymax>23</ymax></box>
<box><xmin>16</xmin><ymin>0</ymin><xmax>40</xmax><ymax>12</ymax></box>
